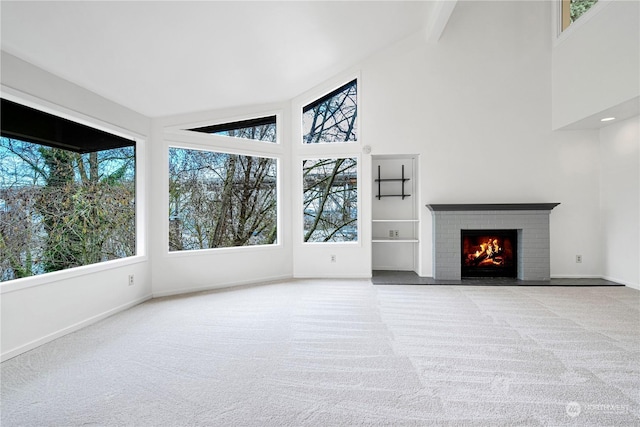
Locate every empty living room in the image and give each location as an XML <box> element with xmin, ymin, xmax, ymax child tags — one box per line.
<box><xmin>1</xmin><ymin>1</ymin><xmax>638</xmax><ymax>425</ymax></box>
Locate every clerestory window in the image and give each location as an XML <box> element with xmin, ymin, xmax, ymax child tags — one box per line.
<box><xmin>187</xmin><ymin>116</ymin><xmax>277</xmax><ymax>143</ymax></box>
<box><xmin>303</xmin><ymin>79</ymin><xmax>358</xmax><ymax>144</ymax></box>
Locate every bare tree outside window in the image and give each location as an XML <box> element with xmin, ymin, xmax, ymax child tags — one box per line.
<box><xmin>188</xmin><ymin>116</ymin><xmax>277</xmax><ymax>143</ymax></box>
<box><xmin>303</xmin><ymin>158</ymin><xmax>357</xmax><ymax>243</ymax></box>
<box><xmin>0</xmin><ymin>138</ymin><xmax>136</xmax><ymax>281</ymax></box>
<box><xmin>301</xmin><ymin>79</ymin><xmax>359</xmax><ymax>242</ymax></box>
<box><xmin>303</xmin><ymin>80</ymin><xmax>357</xmax><ymax>144</ymax></box>
<box><xmin>169</xmin><ymin>148</ymin><xmax>277</xmax><ymax>251</ymax></box>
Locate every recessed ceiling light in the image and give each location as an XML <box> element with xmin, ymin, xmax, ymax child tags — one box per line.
<box><xmin>600</xmin><ymin>117</ymin><xmax>616</xmax><ymax>122</ymax></box>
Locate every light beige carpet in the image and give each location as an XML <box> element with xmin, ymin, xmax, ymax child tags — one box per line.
<box><xmin>2</xmin><ymin>280</ymin><xmax>639</xmax><ymax>426</ymax></box>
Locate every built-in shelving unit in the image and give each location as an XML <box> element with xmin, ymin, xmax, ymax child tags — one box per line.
<box><xmin>372</xmin><ymin>219</ymin><xmax>419</xmax><ymax>243</ymax></box>
<box><xmin>372</xmin><ymin>156</ymin><xmax>419</xmax><ymax>272</ymax></box>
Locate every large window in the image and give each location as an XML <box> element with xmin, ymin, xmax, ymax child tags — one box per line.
<box><xmin>303</xmin><ymin>158</ymin><xmax>357</xmax><ymax>242</ymax></box>
<box><xmin>303</xmin><ymin>79</ymin><xmax>357</xmax><ymax>144</ymax></box>
<box><xmin>0</xmin><ymin>100</ymin><xmax>136</xmax><ymax>282</ymax></box>
<box><xmin>169</xmin><ymin>147</ymin><xmax>277</xmax><ymax>251</ymax></box>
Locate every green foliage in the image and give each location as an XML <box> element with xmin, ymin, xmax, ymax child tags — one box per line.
<box><xmin>570</xmin><ymin>0</ymin><xmax>598</xmax><ymax>23</ymax></box>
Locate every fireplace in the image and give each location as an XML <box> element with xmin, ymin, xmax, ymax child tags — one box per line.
<box><xmin>461</xmin><ymin>230</ymin><xmax>517</xmax><ymax>278</ymax></box>
<box><xmin>426</xmin><ymin>203</ymin><xmax>560</xmax><ymax>281</ymax></box>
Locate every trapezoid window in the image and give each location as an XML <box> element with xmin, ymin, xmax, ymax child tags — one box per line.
<box><xmin>303</xmin><ymin>79</ymin><xmax>358</xmax><ymax>144</ymax></box>
<box><xmin>188</xmin><ymin>116</ymin><xmax>277</xmax><ymax>143</ymax></box>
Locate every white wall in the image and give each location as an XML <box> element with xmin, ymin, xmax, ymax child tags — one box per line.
<box><xmin>359</xmin><ymin>0</ymin><xmax>603</xmax><ymax>277</ymax></box>
<box><xmin>599</xmin><ymin>116</ymin><xmax>640</xmax><ymax>288</ymax></box>
<box><xmin>552</xmin><ymin>0</ymin><xmax>640</xmax><ymax>129</ymax></box>
<box><xmin>149</xmin><ymin>105</ymin><xmax>294</xmax><ymax>297</ymax></box>
<box><xmin>1</xmin><ymin>52</ymin><xmax>152</xmax><ymax>360</ymax></box>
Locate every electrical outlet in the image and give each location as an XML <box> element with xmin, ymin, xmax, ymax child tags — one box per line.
<box><xmin>128</xmin><ymin>274</ymin><xmax>134</xmax><ymax>286</ymax></box>
<box><xmin>393</xmin><ymin>230</ymin><xmax>400</xmax><ymax>238</ymax></box>
<box><xmin>330</xmin><ymin>254</ymin><xmax>336</xmax><ymax>263</ymax></box>
<box><xmin>576</xmin><ymin>255</ymin><xmax>582</xmax><ymax>263</ymax></box>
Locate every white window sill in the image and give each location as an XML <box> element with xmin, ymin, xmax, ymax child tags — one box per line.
<box><xmin>0</xmin><ymin>255</ymin><xmax>148</xmax><ymax>295</ymax></box>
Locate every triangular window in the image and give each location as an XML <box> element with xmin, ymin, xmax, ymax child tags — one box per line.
<box><xmin>303</xmin><ymin>79</ymin><xmax>357</xmax><ymax>144</ymax></box>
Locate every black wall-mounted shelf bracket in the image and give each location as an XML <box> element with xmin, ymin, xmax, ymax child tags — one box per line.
<box><xmin>375</xmin><ymin>165</ymin><xmax>410</xmax><ymax>200</ymax></box>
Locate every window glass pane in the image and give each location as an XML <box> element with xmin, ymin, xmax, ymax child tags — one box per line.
<box><xmin>169</xmin><ymin>148</ymin><xmax>277</xmax><ymax>251</ymax></box>
<box><xmin>188</xmin><ymin>116</ymin><xmax>277</xmax><ymax>143</ymax></box>
<box><xmin>562</xmin><ymin>0</ymin><xmax>598</xmax><ymax>31</ymax></box>
<box><xmin>303</xmin><ymin>158</ymin><xmax>357</xmax><ymax>242</ymax></box>
<box><xmin>0</xmin><ymin>138</ymin><xmax>136</xmax><ymax>281</ymax></box>
<box><xmin>571</xmin><ymin>0</ymin><xmax>598</xmax><ymax>22</ymax></box>
<box><xmin>303</xmin><ymin>80</ymin><xmax>357</xmax><ymax>144</ymax></box>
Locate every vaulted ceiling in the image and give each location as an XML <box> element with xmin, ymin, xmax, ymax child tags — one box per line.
<box><xmin>1</xmin><ymin>1</ymin><xmax>440</xmax><ymax>118</ymax></box>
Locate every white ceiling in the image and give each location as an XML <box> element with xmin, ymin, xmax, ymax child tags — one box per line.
<box><xmin>1</xmin><ymin>1</ymin><xmax>432</xmax><ymax>118</ymax></box>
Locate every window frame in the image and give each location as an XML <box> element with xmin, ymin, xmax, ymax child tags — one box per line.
<box><xmin>301</xmin><ymin>156</ymin><xmax>360</xmax><ymax>244</ymax></box>
<box><xmin>187</xmin><ymin>115</ymin><xmax>278</xmax><ymax>144</ymax></box>
<box><xmin>163</xmin><ymin>111</ymin><xmax>284</xmax><ymax>257</ymax></box>
<box><xmin>293</xmin><ymin>73</ymin><xmax>363</xmax><ymax>247</ymax></box>
<box><xmin>166</xmin><ymin>144</ymin><xmax>280</xmax><ymax>254</ymax></box>
<box><xmin>554</xmin><ymin>0</ymin><xmax>611</xmax><ymax>45</ymax></box>
<box><xmin>166</xmin><ymin>111</ymin><xmax>283</xmax><ymax>146</ymax></box>
<box><xmin>300</xmin><ymin>79</ymin><xmax>360</xmax><ymax>146</ymax></box>
<box><xmin>0</xmin><ymin>89</ymin><xmax>147</xmax><ymax>293</ymax></box>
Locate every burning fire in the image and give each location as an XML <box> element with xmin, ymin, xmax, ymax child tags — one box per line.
<box><xmin>466</xmin><ymin>238</ymin><xmax>505</xmax><ymax>266</ymax></box>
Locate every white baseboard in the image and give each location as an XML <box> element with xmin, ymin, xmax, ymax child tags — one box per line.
<box><xmin>152</xmin><ymin>274</ymin><xmax>294</xmax><ymax>298</ymax></box>
<box><xmin>601</xmin><ymin>275</ymin><xmax>639</xmax><ymax>289</ymax></box>
<box><xmin>550</xmin><ymin>274</ymin><xmax>602</xmax><ymax>279</ymax></box>
<box><xmin>1</xmin><ymin>294</ymin><xmax>152</xmax><ymax>362</ymax></box>
<box><xmin>552</xmin><ymin>274</ymin><xmax>639</xmax><ymax>289</ymax></box>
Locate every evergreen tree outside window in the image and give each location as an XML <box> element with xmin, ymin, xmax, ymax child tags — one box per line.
<box><xmin>303</xmin><ymin>157</ymin><xmax>357</xmax><ymax>243</ymax></box>
<box><xmin>169</xmin><ymin>147</ymin><xmax>277</xmax><ymax>251</ymax></box>
<box><xmin>303</xmin><ymin>80</ymin><xmax>357</xmax><ymax>144</ymax></box>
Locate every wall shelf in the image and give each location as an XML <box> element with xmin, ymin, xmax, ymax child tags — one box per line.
<box><xmin>375</xmin><ymin>165</ymin><xmax>410</xmax><ymax>200</ymax></box>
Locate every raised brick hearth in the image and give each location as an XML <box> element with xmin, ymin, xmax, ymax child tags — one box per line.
<box><xmin>426</xmin><ymin>203</ymin><xmax>560</xmax><ymax>281</ymax></box>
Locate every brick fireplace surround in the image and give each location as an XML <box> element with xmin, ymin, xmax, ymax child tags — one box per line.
<box><xmin>426</xmin><ymin>203</ymin><xmax>560</xmax><ymax>281</ymax></box>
